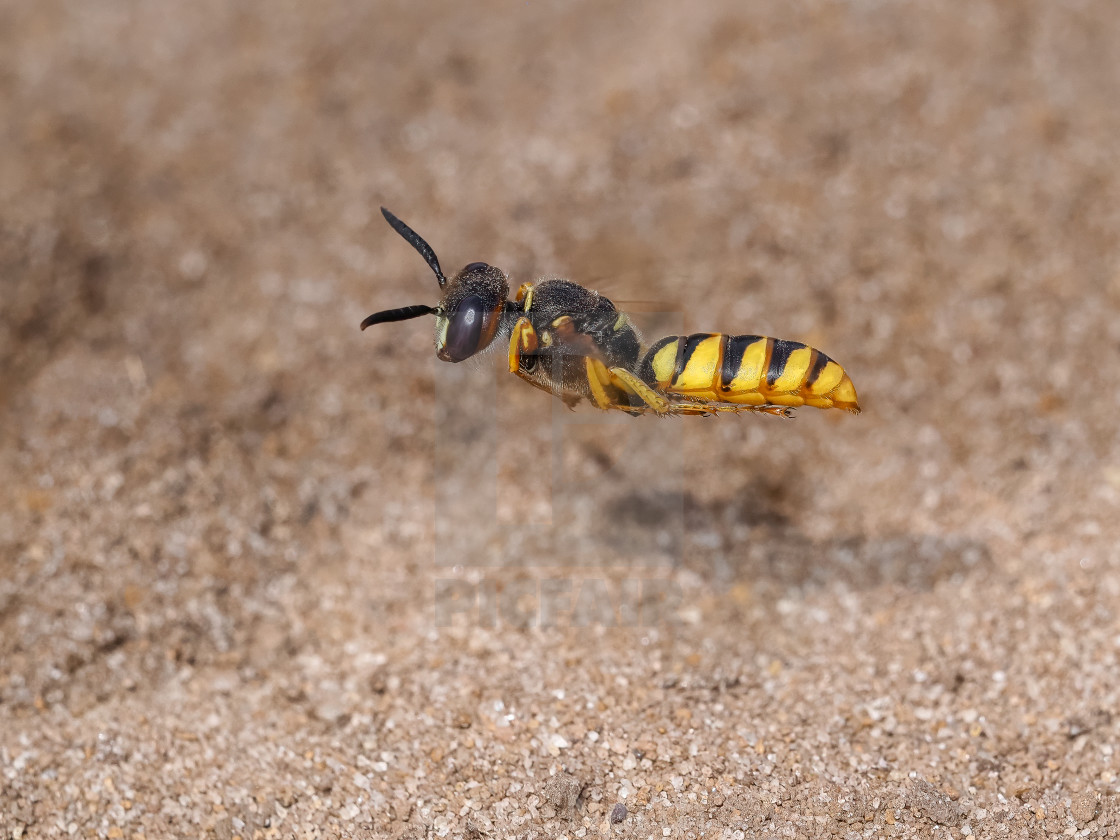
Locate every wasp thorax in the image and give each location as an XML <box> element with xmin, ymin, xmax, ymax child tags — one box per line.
<box><xmin>435</xmin><ymin>262</ymin><xmax>510</xmax><ymax>362</ymax></box>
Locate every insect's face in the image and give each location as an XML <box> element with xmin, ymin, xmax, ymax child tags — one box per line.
<box><xmin>435</xmin><ymin>262</ymin><xmax>510</xmax><ymax>362</ymax></box>
<box><xmin>361</xmin><ymin>209</ymin><xmax>511</xmax><ymax>363</ymax></box>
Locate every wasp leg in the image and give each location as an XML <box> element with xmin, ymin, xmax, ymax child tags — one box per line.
<box><xmin>508</xmin><ymin>315</ymin><xmax>582</xmax><ymax>409</ymax></box>
<box><xmin>608</xmin><ymin>366</ymin><xmax>796</xmax><ymax>419</ymax></box>
<box><xmin>578</xmin><ymin>359</ymin><xmax>639</xmax><ymax>414</ymax></box>
<box><xmin>607</xmin><ymin>368</ymin><xmax>671</xmax><ymax>414</ymax></box>
<box><xmin>664</xmin><ymin>400</ymin><xmax>796</xmax><ymax>418</ymax></box>
<box><xmin>515</xmin><ymin>282</ymin><xmax>535</xmax><ymax>310</ymax></box>
<box><xmin>508</xmin><ymin>316</ymin><xmax>538</xmax><ymax>373</ymax></box>
<box><xmin>568</xmin><ymin>358</ymin><xmax>648</xmax><ymax>416</ymax></box>
<box><xmin>585</xmin><ymin>358</ymin><xmax>615</xmax><ymax>410</ymax></box>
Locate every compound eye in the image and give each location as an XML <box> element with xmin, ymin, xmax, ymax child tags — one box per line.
<box><xmin>463</xmin><ymin>261</ymin><xmax>490</xmax><ymax>272</ymax></box>
<box><xmin>444</xmin><ymin>295</ymin><xmax>490</xmax><ymax>362</ymax></box>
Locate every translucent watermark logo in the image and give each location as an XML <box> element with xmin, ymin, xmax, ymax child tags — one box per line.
<box><xmin>429</xmin><ymin>303</ymin><xmax>688</xmax><ymax>627</ymax></box>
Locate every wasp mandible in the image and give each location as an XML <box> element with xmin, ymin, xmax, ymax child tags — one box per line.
<box><xmin>361</xmin><ymin>208</ymin><xmax>860</xmax><ymax>418</ymax></box>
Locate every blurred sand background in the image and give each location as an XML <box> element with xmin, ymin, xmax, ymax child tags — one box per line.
<box><xmin>3</xmin><ymin>1</ymin><xmax>1120</xmax><ymax>837</ymax></box>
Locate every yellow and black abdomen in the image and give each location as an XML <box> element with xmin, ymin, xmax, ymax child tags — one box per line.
<box><xmin>637</xmin><ymin>333</ymin><xmax>861</xmax><ymax>413</ymax></box>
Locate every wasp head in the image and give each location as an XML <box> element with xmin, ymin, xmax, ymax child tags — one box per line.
<box><xmin>360</xmin><ymin>208</ymin><xmax>510</xmax><ymax>363</ymax></box>
<box><xmin>433</xmin><ymin>259</ymin><xmax>509</xmax><ymax>362</ymax></box>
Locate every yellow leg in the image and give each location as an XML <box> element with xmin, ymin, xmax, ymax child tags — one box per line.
<box><xmin>608</xmin><ymin>367</ymin><xmax>671</xmax><ymax>414</ymax></box>
<box><xmin>508</xmin><ymin>316</ymin><xmax>538</xmax><ymax>374</ymax></box>
<box><xmin>508</xmin><ymin>316</ymin><xmax>581</xmax><ymax>408</ymax></box>
<box><xmin>512</xmin><ymin>325</ymin><xmax>795</xmax><ymax>419</ymax></box>
<box><xmin>591</xmin><ymin>366</ymin><xmax>791</xmax><ymax>417</ymax></box>
<box><xmin>585</xmin><ymin>358</ymin><xmax>616</xmax><ymax>410</ymax></box>
<box><xmin>610</xmin><ymin>366</ymin><xmax>795</xmax><ymax>418</ymax></box>
<box><xmin>615</xmin><ymin>400</ymin><xmax>794</xmax><ymax>417</ymax></box>
<box><xmin>665</xmin><ymin>399</ymin><xmax>795</xmax><ymax>417</ymax></box>
<box><xmin>515</xmin><ymin>283</ymin><xmax>535</xmax><ymax>310</ymax></box>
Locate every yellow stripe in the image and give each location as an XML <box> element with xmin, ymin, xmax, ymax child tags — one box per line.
<box><xmin>436</xmin><ymin>316</ymin><xmax>449</xmax><ymax>354</ymax></box>
<box><xmin>829</xmin><ymin>373</ymin><xmax>860</xmax><ymax>412</ymax></box>
<box><xmin>807</xmin><ymin>360</ymin><xmax>844</xmax><ymax>396</ymax></box>
<box><xmin>768</xmin><ymin>347</ymin><xmax>814</xmax><ymax>393</ymax></box>
<box><xmin>725</xmin><ymin>338</ymin><xmax>768</xmax><ymax>393</ymax></box>
<box><xmin>650</xmin><ymin>341</ymin><xmax>679</xmax><ymax>386</ymax></box>
<box><xmin>673</xmin><ymin>335</ymin><xmax>723</xmax><ymax>392</ymax></box>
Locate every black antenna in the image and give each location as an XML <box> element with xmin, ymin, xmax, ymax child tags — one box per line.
<box><xmin>360</xmin><ymin>304</ymin><xmax>436</xmax><ymax>331</ymax></box>
<box><xmin>381</xmin><ymin>207</ymin><xmax>447</xmax><ymax>288</ymax></box>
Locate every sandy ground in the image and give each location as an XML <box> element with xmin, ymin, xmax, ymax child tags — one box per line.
<box><xmin>3</xmin><ymin>1</ymin><xmax>1120</xmax><ymax>838</ymax></box>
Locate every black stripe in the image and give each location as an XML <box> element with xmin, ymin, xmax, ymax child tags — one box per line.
<box><xmin>637</xmin><ymin>336</ymin><xmax>680</xmax><ymax>386</ymax></box>
<box><xmin>672</xmin><ymin>336</ymin><xmax>687</xmax><ymax>382</ymax></box>
<box><xmin>721</xmin><ymin>334</ymin><xmax>761</xmax><ymax>392</ymax></box>
<box><xmin>766</xmin><ymin>339</ymin><xmax>805</xmax><ymax>388</ymax></box>
<box><xmin>717</xmin><ymin>334</ymin><xmax>728</xmax><ymax>391</ymax></box>
<box><xmin>805</xmin><ymin>348</ymin><xmax>832</xmax><ymax>388</ymax></box>
<box><xmin>675</xmin><ymin>333</ymin><xmax>718</xmax><ymax>385</ymax></box>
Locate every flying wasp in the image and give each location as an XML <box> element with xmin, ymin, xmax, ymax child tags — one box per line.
<box><xmin>361</xmin><ymin>208</ymin><xmax>861</xmax><ymax>418</ymax></box>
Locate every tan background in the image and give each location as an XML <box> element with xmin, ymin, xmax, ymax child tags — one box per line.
<box><xmin>2</xmin><ymin>1</ymin><xmax>1119</xmax><ymax>837</ymax></box>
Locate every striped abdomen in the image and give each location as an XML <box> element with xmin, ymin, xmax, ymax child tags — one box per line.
<box><xmin>637</xmin><ymin>333</ymin><xmax>861</xmax><ymax>413</ymax></box>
